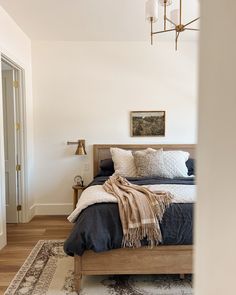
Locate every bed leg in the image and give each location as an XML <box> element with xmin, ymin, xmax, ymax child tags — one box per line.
<box><xmin>180</xmin><ymin>274</ymin><xmax>185</xmax><ymax>280</ymax></box>
<box><xmin>74</xmin><ymin>255</ymin><xmax>82</xmax><ymax>294</ymax></box>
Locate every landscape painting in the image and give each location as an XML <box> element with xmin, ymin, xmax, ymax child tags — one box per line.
<box><xmin>130</xmin><ymin>111</ymin><xmax>165</xmax><ymax>137</ymax></box>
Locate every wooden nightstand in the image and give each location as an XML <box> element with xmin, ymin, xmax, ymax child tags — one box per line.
<box><xmin>72</xmin><ymin>185</ymin><xmax>86</xmax><ymax>209</ymax></box>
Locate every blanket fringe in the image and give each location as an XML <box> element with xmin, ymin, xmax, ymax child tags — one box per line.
<box><xmin>122</xmin><ymin>224</ymin><xmax>163</xmax><ymax>248</ymax></box>
<box><xmin>152</xmin><ymin>192</ymin><xmax>173</xmax><ymax>220</ymax></box>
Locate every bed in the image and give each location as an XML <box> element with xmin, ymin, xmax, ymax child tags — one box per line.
<box><xmin>64</xmin><ymin>144</ymin><xmax>195</xmax><ymax>293</ymax></box>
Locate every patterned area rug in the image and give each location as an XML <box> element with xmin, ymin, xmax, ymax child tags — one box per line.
<box><xmin>4</xmin><ymin>240</ymin><xmax>193</xmax><ymax>295</ymax></box>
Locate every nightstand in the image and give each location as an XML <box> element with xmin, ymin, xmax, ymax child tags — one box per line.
<box><xmin>72</xmin><ymin>185</ymin><xmax>86</xmax><ymax>209</ymax></box>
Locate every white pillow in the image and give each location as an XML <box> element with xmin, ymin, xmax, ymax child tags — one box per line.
<box><xmin>162</xmin><ymin>150</ymin><xmax>189</xmax><ymax>178</ymax></box>
<box><xmin>147</xmin><ymin>148</ymin><xmax>189</xmax><ymax>178</ymax></box>
<box><xmin>110</xmin><ymin>147</ymin><xmax>137</xmax><ymax>177</ymax></box>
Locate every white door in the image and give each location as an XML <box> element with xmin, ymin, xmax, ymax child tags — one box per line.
<box><xmin>2</xmin><ymin>67</ymin><xmax>18</xmax><ymax>223</ymax></box>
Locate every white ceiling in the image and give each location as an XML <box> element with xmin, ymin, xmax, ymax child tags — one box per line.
<box><xmin>0</xmin><ymin>0</ymin><xmax>200</xmax><ymax>41</ymax></box>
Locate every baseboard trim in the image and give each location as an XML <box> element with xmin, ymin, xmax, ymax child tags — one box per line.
<box><xmin>32</xmin><ymin>203</ymin><xmax>73</xmax><ymax>215</ymax></box>
<box><xmin>29</xmin><ymin>204</ymin><xmax>36</xmax><ymax>220</ymax></box>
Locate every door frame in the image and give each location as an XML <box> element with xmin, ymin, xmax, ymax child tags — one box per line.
<box><xmin>1</xmin><ymin>54</ymin><xmax>28</xmax><ymax>223</ymax></box>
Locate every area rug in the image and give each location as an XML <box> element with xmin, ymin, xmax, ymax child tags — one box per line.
<box><xmin>4</xmin><ymin>240</ymin><xmax>193</xmax><ymax>295</ymax></box>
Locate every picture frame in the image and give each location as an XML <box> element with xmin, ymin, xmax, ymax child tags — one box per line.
<box><xmin>130</xmin><ymin>111</ymin><xmax>165</xmax><ymax>137</ymax></box>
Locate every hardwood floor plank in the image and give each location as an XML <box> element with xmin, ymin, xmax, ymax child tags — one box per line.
<box><xmin>0</xmin><ymin>215</ymin><xmax>72</xmax><ymax>295</ymax></box>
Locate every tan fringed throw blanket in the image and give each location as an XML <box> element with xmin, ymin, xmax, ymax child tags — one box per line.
<box><xmin>103</xmin><ymin>175</ymin><xmax>173</xmax><ymax>248</ymax></box>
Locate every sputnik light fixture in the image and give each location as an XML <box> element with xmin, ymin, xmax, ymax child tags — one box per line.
<box><xmin>146</xmin><ymin>0</ymin><xmax>200</xmax><ymax>50</ymax></box>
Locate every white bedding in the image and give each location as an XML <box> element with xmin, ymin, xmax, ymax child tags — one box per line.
<box><xmin>68</xmin><ymin>184</ymin><xmax>196</xmax><ymax>223</ymax></box>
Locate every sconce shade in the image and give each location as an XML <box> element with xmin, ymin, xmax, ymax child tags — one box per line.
<box><xmin>146</xmin><ymin>0</ymin><xmax>158</xmax><ymax>23</ymax></box>
<box><xmin>67</xmin><ymin>139</ymin><xmax>87</xmax><ymax>155</ymax></box>
<box><xmin>75</xmin><ymin>140</ymin><xmax>87</xmax><ymax>155</ymax></box>
<box><xmin>170</xmin><ymin>9</ymin><xmax>179</xmax><ymax>25</ymax></box>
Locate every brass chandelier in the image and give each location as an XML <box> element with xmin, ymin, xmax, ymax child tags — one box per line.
<box><xmin>146</xmin><ymin>0</ymin><xmax>200</xmax><ymax>50</ymax></box>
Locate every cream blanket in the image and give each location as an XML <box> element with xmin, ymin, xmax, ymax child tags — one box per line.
<box><xmin>103</xmin><ymin>175</ymin><xmax>172</xmax><ymax>247</ymax></box>
<box><xmin>67</xmin><ymin>184</ymin><xmax>196</xmax><ymax>223</ymax></box>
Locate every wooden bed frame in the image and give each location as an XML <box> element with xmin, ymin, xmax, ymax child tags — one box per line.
<box><xmin>74</xmin><ymin>144</ymin><xmax>195</xmax><ymax>293</ymax></box>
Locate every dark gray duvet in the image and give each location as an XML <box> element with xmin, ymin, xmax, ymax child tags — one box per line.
<box><xmin>64</xmin><ymin>176</ymin><xmax>194</xmax><ymax>256</ymax></box>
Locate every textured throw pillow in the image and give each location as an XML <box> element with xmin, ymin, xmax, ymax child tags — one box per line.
<box><xmin>146</xmin><ymin>148</ymin><xmax>190</xmax><ymax>178</ymax></box>
<box><xmin>110</xmin><ymin>148</ymin><xmax>137</xmax><ymax>177</ymax></box>
<box><xmin>133</xmin><ymin>148</ymin><xmax>165</xmax><ymax>177</ymax></box>
<box><xmin>162</xmin><ymin>150</ymin><xmax>190</xmax><ymax>178</ymax></box>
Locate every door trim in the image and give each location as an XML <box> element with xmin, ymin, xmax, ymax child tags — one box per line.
<box><xmin>1</xmin><ymin>54</ymin><xmax>28</xmax><ymax>223</ymax></box>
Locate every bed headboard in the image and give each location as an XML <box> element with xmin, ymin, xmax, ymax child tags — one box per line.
<box><xmin>93</xmin><ymin>144</ymin><xmax>196</xmax><ymax>177</ymax></box>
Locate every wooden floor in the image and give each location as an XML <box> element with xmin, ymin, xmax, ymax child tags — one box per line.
<box><xmin>0</xmin><ymin>215</ymin><xmax>73</xmax><ymax>295</ymax></box>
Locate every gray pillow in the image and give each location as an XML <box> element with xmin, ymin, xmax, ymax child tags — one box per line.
<box><xmin>133</xmin><ymin>148</ymin><xmax>165</xmax><ymax>177</ymax></box>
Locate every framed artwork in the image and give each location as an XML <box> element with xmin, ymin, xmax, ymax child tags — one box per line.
<box><xmin>130</xmin><ymin>111</ymin><xmax>165</xmax><ymax>137</ymax></box>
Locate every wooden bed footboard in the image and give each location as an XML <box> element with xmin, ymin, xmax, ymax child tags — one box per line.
<box><xmin>74</xmin><ymin>245</ymin><xmax>193</xmax><ymax>293</ymax></box>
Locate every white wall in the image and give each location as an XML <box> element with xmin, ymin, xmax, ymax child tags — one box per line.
<box><xmin>32</xmin><ymin>41</ymin><xmax>198</xmax><ymax>215</ymax></box>
<box><xmin>0</xmin><ymin>6</ymin><xmax>33</xmax><ymax>249</ymax></box>
<box><xmin>195</xmin><ymin>1</ymin><xmax>236</xmax><ymax>294</ymax></box>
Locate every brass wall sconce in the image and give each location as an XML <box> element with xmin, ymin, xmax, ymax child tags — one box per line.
<box><xmin>146</xmin><ymin>0</ymin><xmax>200</xmax><ymax>50</ymax></box>
<box><xmin>67</xmin><ymin>139</ymin><xmax>87</xmax><ymax>155</ymax></box>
